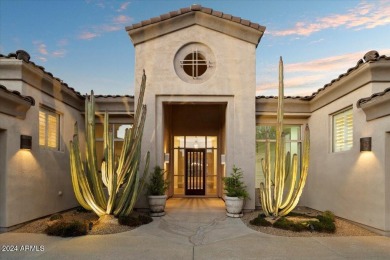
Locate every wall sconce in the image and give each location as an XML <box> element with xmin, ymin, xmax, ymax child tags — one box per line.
<box><xmin>360</xmin><ymin>137</ymin><xmax>372</xmax><ymax>152</ymax></box>
<box><xmin>20</xmin><ymin>135</ymin><xmax>32</xmax><ymax>150</ymax></box>
<box><xmin>221</xmin><ymin>154</ymin><xmax>226</xmax><ymax>165</ymax></box>
<box><xmin>164</xmin><ymin>153</ymin><xmax>170</xmax><ymax>163</ymax></box>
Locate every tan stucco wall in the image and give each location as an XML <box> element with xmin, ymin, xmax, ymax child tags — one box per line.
<box><xmin>133</xmin><ymin>24</ymin><xmax>257</xmax><ymax>209</ymax></box>
<box><xmin>0</xmin><ymin>78</ymin><xmax>83</xmax><ymax>228</ymax></box>
<box><xmin>302</xmin><ymin>82</ymin><xmax>390</xmax><ymax>232</ymax></box>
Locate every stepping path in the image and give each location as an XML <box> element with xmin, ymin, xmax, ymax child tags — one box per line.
<box><xmin>1</xmin><ymin>198</ymin><xmax>390</xmax><ymax>259</ymax></box>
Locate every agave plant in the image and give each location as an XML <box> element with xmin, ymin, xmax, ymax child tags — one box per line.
<box><xmin>69</xmin><ymin>71</ymin><xmax>150</xmax><ymax>218</ymax></box>
<box><xmin>259</xmin><ymin>57</ymin><xmax>310</xmax><ymax>218</ymax></box>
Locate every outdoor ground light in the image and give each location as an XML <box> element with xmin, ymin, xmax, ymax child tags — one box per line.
<box><xmin>164</xmin><ymin>153</ymin><xmax>170</xmax><ymax>163</ymax></box>
<box><xmin>360</xmin><ymin>137</ymin><xmax>372</xmax><ymax>152</ymax></box>
<box><xmin>20</xmin><ymin>135</ymin><xmax>32</xmax><ymax>150</ymax></box>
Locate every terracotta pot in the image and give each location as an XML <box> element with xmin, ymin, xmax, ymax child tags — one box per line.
<box><xmin>148</xmin><ymin>195</ymin><xmax>167</xmax><ymax>216</ymax></box>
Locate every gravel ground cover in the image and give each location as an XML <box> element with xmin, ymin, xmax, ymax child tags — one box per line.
<box><xmin>12</xmin><ymin>206</ymin><xmax>377</xmax><ymax>237</ymax></box>
<box><xmin>12</xmin><ymin>209</ymin><xmax>136</xmax><ymax>235</ymax></box>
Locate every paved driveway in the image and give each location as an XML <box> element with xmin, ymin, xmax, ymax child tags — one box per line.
<box><xmin>1</xmin><ymin>198</ymin><xmax>390</xmax><ymax>259</ymax></box>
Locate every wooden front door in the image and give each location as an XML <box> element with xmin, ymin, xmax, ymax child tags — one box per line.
<box><xmin>185</xmin><ymin>149</ymin><xmax>205</xmax><ymax>195</ymax></box>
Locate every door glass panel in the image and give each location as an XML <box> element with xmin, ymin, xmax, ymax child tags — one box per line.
<box><xmin>174</xmin><ymin>136</ymin><xmax>185</xmax><ymax>148</ymax></box>
<box><xmin>186</xmin><ymin>136</ymin><xmax>206</xmax><ymax>149</ymax></box>
<box><xmin>206</xmin><ymin>149</ymin><xmax>217</xmax><ymax>195</ymax></box>
<box><xmin>173</xmin><ymin>149</ymin><xmax>185</xmax><ymax>195</ymax></box>
<box><xmin>207</xmin><ymin>136</ymin><xmax>217</xmax><ymax>148</ymax></box>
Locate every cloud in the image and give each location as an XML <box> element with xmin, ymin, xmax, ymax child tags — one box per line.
<box><xmin>52</xmin><ymin>49</ymin><xmax>66</xmax><ymax>58</ymax></box>
<box><xmin>79</xmin><ymin>31</ymin><xmax>100</xmax><ymax>40</ymax></box>
<box><xmin>256</xmin><ymin>48</ymin><xmax>390</xmax><ymax>96</ymax></box>
<box><xmin>270</xmin><ymin>1</ymin><xmax>390</xmax><ymax>37</ymax></box>
<box><xmin>32</xmin><ymin>40</ymin><xmax>68</xmax><ymax>61</ymax></box>
<box><xmin>37</xmin><ymin>57</ymin><xmax>47</xmax><ymax>62</ymax></box>
<box><xmin>113</xmin><ymin>14</ymin><xmax>132</xmax><ymax>24</ymax></box>
<box><xmin>78</xmin><ymin>15</ymin><xmax>133</xmax><ymax>40</ymax></box>
<box><xmin>57</xmin><ymin>39</ymin><xmax>68</xmax><ymax>47</ymax></box>
<box><xmin>38</xmin><ymin>43</ymin><xmax>48</xmax><ymax>55</ymax></box>
<box><xmin>117</xmin><ymin>1</ymin><xmax>130</xmax><ymax>12</ymax></box>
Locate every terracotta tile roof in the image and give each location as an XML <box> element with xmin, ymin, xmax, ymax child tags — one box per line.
<box><xmin>256</xmin><ymin>50</ymin><xmax>390</xmax><ymax>101</ymax></box>
<box><xmin>0</xmin><ymin>50</ymin><xmax>84</xmax><ymax>99</ymax></box>
<box><xmin>357</xmin><ymin>87</ymin><xmax>390</xmax><ymax>107</ymax></box>
<box><xmin>306</xmin><ymin>50</ymin><xmax>390</xmax><ymax>100</ymax></box>
<box><xmin>0</xmin><ymin>84</ymin><xmax>35</xmax><ymax>105</ymax></box>
<box><xmin>93</xmin><ymin>95</ymin><xmax>134</xmax><ymax>98</ymax></box>
<box><xmin>256</xmin><ymin>95</ymin><xmax>312</xmax><ymax>101</ymax></box>
<box><xmin>125</xmin><ymin>4</ymin><xmax>265</xmax><ymax>32</ymax></box>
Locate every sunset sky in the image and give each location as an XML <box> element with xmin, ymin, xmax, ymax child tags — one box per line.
<box><xmin>1</xmin><ymin>0</ymin><xmax>389</xmax><ymax>96</ymax></box>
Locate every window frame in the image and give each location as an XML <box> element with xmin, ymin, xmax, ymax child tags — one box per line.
<box><xmin>255</xmin><ymin>124</ymin><xmax>303</xmax><ymax>189</ymax></box>
<box><xmin>39</xmin><ymin>106</ymin><xmax>61</xmax><ymax>151</ymax></box>
<box><xmin>331</xmin><ymin>106</ymin><xmax>353</xmax><ymax>153</ymax></box>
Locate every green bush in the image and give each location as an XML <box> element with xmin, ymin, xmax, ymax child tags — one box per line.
<box><xmin>138</xmin><ymin>214</ymin><xmax>153</xmax><ymax>225</ymax></box>
<box><xmin>118</xmin><ymin>214</ymin><xmax>153</xmax><ymax>227</ymax></box>
<box><xmin>310</xmin><ymin>214</ymin><xmax>336</xmax><ymax>233</ymax></box>
<box><xmin>222</xmin><ymin>166</ymin><xmax>249</xmax><ymax>199</ymax></box>
<box><xmin>322</xmin><ymin>210</ymin><xmax>335</xmax><ymax>222</ymax></box>
<box><xmin>75</xmin><ymin>206</ymin><xmax>91</xmax><ymax>213</ymax></box>
<box><xmin>49</xmin><ymin>213</ymin><xmax>63</xmax><ymax>221</ymax></box>
<box><xmin>147</xmin><ymin>166</ymin><xmax>169</xmax><ymax>196</ymax></box>
<box><xmin>45</xmin><ymin>220</ymin><xmax>87</xmax><ymax>237</ymax></box>
<box><xmin>273</xmin><ymin>217</ymin><xmax>307</xmax><ymax>232</ymax></box>
<box><xmin>250</xmin><ymin>214</ymin><xmax>272</xmax><ymax>227</ymax></box>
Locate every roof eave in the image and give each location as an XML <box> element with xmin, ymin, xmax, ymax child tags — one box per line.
<box><xmin>127</xmin><ymin>11</ymin><xmax>265</xmax><ymax>47</ymax></box>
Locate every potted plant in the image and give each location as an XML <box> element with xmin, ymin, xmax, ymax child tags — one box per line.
<box><xmin>222</xmin><ymin>165</ymin><xmax>249</xmax><ymax>217</ymax></box>
<box><xmin>147</xmin><ymin>166</ymin><xmax>169</xmax><ymax>217</ymax></box>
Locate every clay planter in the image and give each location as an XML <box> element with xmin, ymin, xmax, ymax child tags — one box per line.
<box><xmin>225</xmin><ymin>196</ymin><xmax>244</xmax><ymax>218</ymax></box>
<box><xmin>148</xmin><ymin>195</ymin><xmax>167</xmax><ymax>217</ymax></box>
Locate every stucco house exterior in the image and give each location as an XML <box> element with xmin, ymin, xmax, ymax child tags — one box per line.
<box><xmin>0</xmin><ymin>5</ymin><xmax>389</xmax><ymax>235</ymax></box>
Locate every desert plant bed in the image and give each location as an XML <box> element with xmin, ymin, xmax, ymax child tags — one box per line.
<box><xmin>242</xmin><ymin>207</ymin><xmax>377</xmax><ymax>237</ymax></box>
<box><xmin>11</xmin><ymin>207</ymin><xmax>152</xmax><ymax>236</ymax></box>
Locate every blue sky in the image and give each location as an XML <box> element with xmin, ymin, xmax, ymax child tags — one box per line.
<box><xmin>1</xmin><ymin>0</ymin><xmax>389</xmax><ymax>96</ymax></box>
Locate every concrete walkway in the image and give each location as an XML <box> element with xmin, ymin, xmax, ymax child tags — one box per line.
<box><xmin>1</xmin><ymin>198</ymin><xmax>390</xmax><ymax>259</ymax></box>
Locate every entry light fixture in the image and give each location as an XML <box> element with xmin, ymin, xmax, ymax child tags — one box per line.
<box><xmin>360</xmin><ymin>137</ymin><xmax>372</xmax><ymax>152</ymax></box>
<box><xmin>221</xmin><ymin>154</ymin><xmax>226</xmax><ymax>165</ymax></box>
<box><xmin>164</xmin><ymin>153</ymin><xmax>170</xmax><ymax>163</ymax></box>
<box><xmin>20</xmin><ymin>135</ymin><xmax>32</xmax><ymax>150</ymax></box>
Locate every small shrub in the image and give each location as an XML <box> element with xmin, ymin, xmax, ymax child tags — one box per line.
<box><xmin>322</xmin><ymin>210</ymin><xmax>335</xmax><ymax>222</ymax></box>
<box><xmin>222</xmin><ymin>166</ymin><xmax>249</xmax><ymax>199</ymax></box>
<box><xmin>311</xmin><ymin>214</ymin><xmax>336</xmax><ymax>233</ymax></box>
<box><xmin>286</xmin><ymin>212</ymin><xmax>307</xmax><ymax>217</ymax></box>
<box><xmin>75</xmin><ymin>206</ymin><xmax>91</xmax><ymax>213</ymax></box>
<box><xmin>138</xmin><ymin>214</ymin><xmax>153</xmax><ymax>225</ymax></box>
<box><xmin>147</xmin><ymin>166</ymin><xmax>169</xmax><ymax>196</ymax></box>
<box><xmin>250</xmin><ymin>214</ymin><xmax>272</xmax><ymax>227</ymax></box>
<box><xmin>273</xmin><ymin>217</ymin><xmax>307</xmax><ymax>232</ymax></box>
<box><xmin>49</xmin><ymin>213</ymin><xmax>63</xmax><ymax>221</ymax></box>
<box><xmin>45</xmin><ymin>220</ymin><xmax>87</xmax><ymax>237</ymax></box>
<box><xmin>118</xmin><ymin>214</ymin><xmax>153</xmax><ymax>227</ymax></box>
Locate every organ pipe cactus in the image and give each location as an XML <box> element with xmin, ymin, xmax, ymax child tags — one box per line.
<box><xmin>69</xmin><ymin>71</ymin><xmax>150</xmax><ymax>218</ymax></box>
<box><xmin>259</xmin><ymin>57</ymin><xmax>310</xmax><ymax>218</ymax></box>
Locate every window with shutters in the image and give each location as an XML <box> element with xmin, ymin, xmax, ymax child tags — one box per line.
<box><xmin>332</xmin><ymin>107</ymin><xmax>353</xmax><ymax>152</ymax></box>
<box><xmin>39</xmin><ymin>107</ymin><xmax>60</xmax><ymax>150</ymax></box>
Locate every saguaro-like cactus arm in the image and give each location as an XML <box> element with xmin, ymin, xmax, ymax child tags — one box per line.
<box><xmin>279</xmin><ymin>125</ymin><xmax>310</xmax><ymax>216</ymax></box>
<box><xmin>69</xmin><ymin>71</ymin><xmax>150</xmax><ymax>219</ymax></box>
<box><xmin>259</xmin><ymin>57</ymin><xmax>310</xmax><ymax>218</ymax></box>
<box><xmin>85</xmin><ymin>92</ymin><xmax>107</xmax><ymax>209</ymax></box>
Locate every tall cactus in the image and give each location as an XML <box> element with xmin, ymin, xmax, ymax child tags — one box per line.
<box><xmin>69</xmin><ymin>71</ymin><xmax>150</xmax><ymax>217</ymax></box>
<box><xmin>259</xmin><ymin>57</ymin><xmax>310</xmax><ymax>218</ymax></box>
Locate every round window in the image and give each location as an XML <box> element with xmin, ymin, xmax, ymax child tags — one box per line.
<box><xmin>174</xmin><ymin>43</ymin><xmax>215</xmax><ymax>84</ymax></box>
